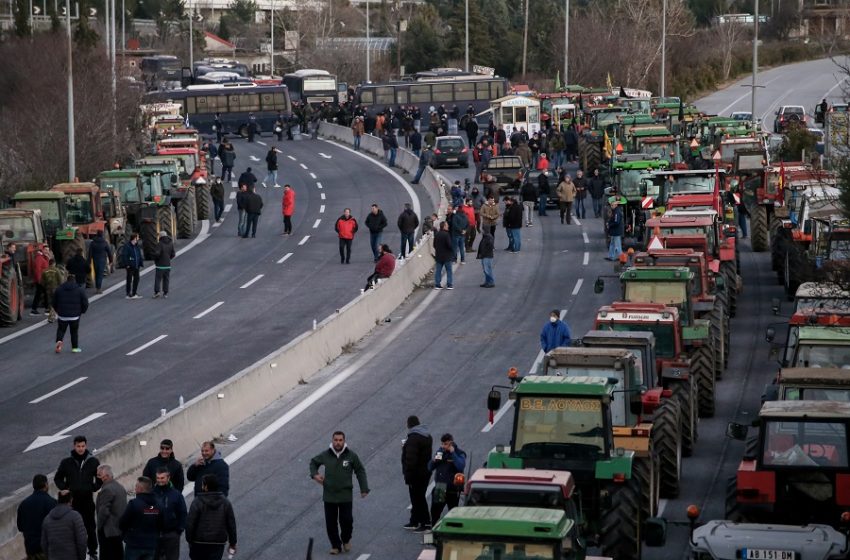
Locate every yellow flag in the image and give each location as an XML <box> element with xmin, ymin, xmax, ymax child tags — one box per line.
<box><xmin>604</xmin><ymin>131</ymin><xmax>613</xmax><ymax>159</ymax></box>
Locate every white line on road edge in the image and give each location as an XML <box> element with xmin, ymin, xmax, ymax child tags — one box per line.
<box><xmin>309</xmin><ymin>172</ymin><xmax>317</xmax><ymax>179</ymax></box>
<box><xmin>277</xmin><ymin>253</ymin><xmax>293</xmax><ymax>264</ymax></box>
<box><xmin>583</xmin><ymin>252</ymin><xmax>589</xmax><ymax>266</ymax></box>
<box><xmin>29</xmin><ymin>377</ymin><xmax>88</xmax><ymax>404</ymax></box>
<box><xmin>312</xmin><ymin>219</ymin><xmax>321</xmax><ymax>229</ymax></box>
<box><xmin>574</xmin><ymin>218</ymin><xmax>581</xmax><ymax>226</ymax></box>
<box><xmin>256</xmin><ymin>140</ymin><xmax>267</xmax><ymax>146</ymax></box>
<box><xmin>240</xmin><ymin>274</ymin><xmax>264</xmax><ymax>289</ymax></box>
<box><xmin>716</xmin><ymin>72</ymin><xmax>788</xmax><ymax>115</ymax></box>
<box><xmin>316</xmin><ymin>182</ymin><xmax>323</xmax><ymax>189</ymax></box>
<box><xmin>229</xmin><ymin>192</ymin><xmax>236</xmax><ymax>200</ymax></box>
<box><xmin>320</xmin><ymin>193</ymin><xmax>326</xmax><ymax>200</ymax></box>
<box><xmin>300</xmin><ymin>163</ymin><xmax>308</xmax><ymax>170</ymax></box>
<box><xmin>0</xmin><ymin>221</ymin><xmax>211</xmax><ymax>347</ymax></box>
<box><xmin>287</xmin><ymin>155</ymin><xmax>296</xmax><ymax>161</ymax></box>
<box><xmin>582</xmin><ymin>232</ymin><xmax>589</xmax><ymax>244</ymax></box>
<box><xmin>24</xmin><ymin>412</ymin><xmax>107</xmax><ymax>452</ymax></box>
<box><xmin>206</xmin><ymin>284</ymin><xmax>441</xmax><ymax>481</ymax></box>
<box><xmin>319</xmin><ymin>205</ymin><xmax>325</xmax><ymax>213</ymax></box>
<box><xmin>193</xmin><ymin>302</ymin><xmax>225</xmax><ymax>319</ymax></box>
<box><xmin>127</xmin><ymin>335</ymin><xmax>169</xmax><ymax>356</ymax></box>
<box><xmin>482</xmin><ymin>308</ymin><xmax>568</xmax><ymax>432</ymax></box>
<box><xmin>572</xmin><ymin>278</ymin><xmax>584</xmax><ymax>296</ymax></box>
<box><xmin>319</xmin><ymin>139</ymin><xmax>422</xmax><ymax>225</ymax></box>
<box><xmin>224</xmin><ymin>204</ymin><xmax>232</xmax><ymax>212</ymax></box>
<box><xmin>298</xmin><ymin>235</ymin><xmax>310</xmax><ymax>246</ymax></box>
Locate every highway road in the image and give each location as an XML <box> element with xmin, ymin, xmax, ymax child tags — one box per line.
<box><xmin>0</xmin><ymin>135</ymin><xmax>428</xmax><ymax>497</ymax></box>
<box><xmin>207</xmin><ymin>57</ymin><xmax>849</xmax><ymax>560</ymax></box>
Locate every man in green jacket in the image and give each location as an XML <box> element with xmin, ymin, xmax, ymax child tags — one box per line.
<box><xmin>309</xmin><ymin>431</ymin><xmax>369</xmax><ymax>555</ymax></box>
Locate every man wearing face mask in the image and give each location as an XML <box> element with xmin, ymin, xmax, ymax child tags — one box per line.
<box><xmin>122</xmin><ymin>232</ymin><xmax>144</xmax><ymax>299</ymax></box>
<box><xmin>540</xmin><ymin>309</ymin><xmax>571</xmax><ymax>353</ymax></box>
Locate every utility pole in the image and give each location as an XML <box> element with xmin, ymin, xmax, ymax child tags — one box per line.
<box><xmin>751</xmin><ymin>0</ymin><xmax>759</xmax><ymax>123</ymax></box>
<box><xmin>269</xmin><ymin>0</ymin><xmax>274</xmax><ymax>75</ymax></box>
<box><xmin>464</xmin><ymin>0</ymin><xmax>469</xmax><ymax>72</ymax></box>
<box><xmin>104</xmin><ymin>0</ymin><xmax>110</xmax><ymax>58</ymax></box>
<box><xmin>188</xmin><ymin>0</ymin><xmax>194</xmax><ymax>70</ymax></box>
<box><xmin>66</xmin><ymin>0</ymin><xmax>75</xmax><ymax>181</ymax></box>
<box><xmin>365</xmin><ymin>0</ymin><xmax>370</xmax><ymax>83</ymax></box>
<box><xmin>564</xmin><ymin>0</ymin><xmax>569</xmax><ymax>85</ymax></box>
<box><xmin>661</xmin><ymin>0</ymin><xmax>666</xmax><ymax>97</ymax></box>
<box><xmin>121</xmin><ymin>0</ymin><xmax>125</xmax><ymax>54</ymax></box>
<box><xmin>522</xmin><ymin>0</ymin><xmax>529</xmax><ymax>79</ymax></box>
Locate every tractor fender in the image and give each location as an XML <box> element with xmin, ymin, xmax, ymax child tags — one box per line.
<box><xmin>661</xmin><ymin>365</ymin><xmax>691</xmax><ymax>382</ymax></box>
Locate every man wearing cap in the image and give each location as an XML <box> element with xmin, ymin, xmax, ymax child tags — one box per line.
<box><xmin>606</xmin><ymin>198</ymin><xmax>624</xmax><ymax>261</ymax></box>
<box><xmin>152</xmin><ymin>230</ymin><xmax>175</xmax><ymax>299</ymax></box>
<box><xmin>142</xmin><ymin>439</ymin><xmax>185</xmax><ymax>492</ymax></box>
<box><xmin>411</xmin><ymin>145</ymin><xmax>433</xmax><ymax>185</ymax></box>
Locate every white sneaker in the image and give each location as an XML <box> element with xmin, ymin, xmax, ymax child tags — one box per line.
<box><xmin>262</xmin><ymin>182</ymin><xmax>268</xmax><ymax>188</ymax></box>
<box><xmin>274</xmin><ymin>184</ymin><xmax>282</xmax><ymax>188</ymax></box>
<box><xmin>131</xmin><ymin>294</ymin><xmax>143</xmax><ymax>299</ymax></box>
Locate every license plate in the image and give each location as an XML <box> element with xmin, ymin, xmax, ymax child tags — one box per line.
<box><xmin>743</xmin><ymin>549</ymin><xmax>795</xmax><ymax>560</ymax></box>
<box><xmin>446</xmin><ymin>157</ymin><xmax>457</xmax><ymax>162</ymax></box>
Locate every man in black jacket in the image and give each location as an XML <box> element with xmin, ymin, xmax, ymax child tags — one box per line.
<box><xmin>520</xmin><ymin>178</ymin><xmax>537</xmax><ymax>227</ymax></box>
<box><xmin>186</xmin><ymin>475</ymin><xmax>237</xmax><ymax>560</ymax></box>
<box><xmin>402</xmin><ymin>416</ymin><xmax>432</xmax><ymax>532</ymax></box>
<box><xmin>119</xmin><ymin>477</ymin><xmax>161</xmax><ymax>559</ymax></box>
<box><xmin>433</xmin><ymin>222</ymin><xmax>454</xmax><ymax>290</ymax></box>
<box><xmin>242</xmin><ymin>187</ymin><xmax>264</xmax><ymax>239</ymax></box>
<box><xmin>142</xmin><ymin>439</ymin><xmax>185</xmax><ymax>491</ymax></box>
<box><xmin>16</xmin><ymin>474</ymin><xmax>57</xmax><ymax>559</ymax></box>
<box><xmin>88</xmin><ymin>230</ymin><xmax>112</xmax><ymax>294</ymax></box>
<box><xmin>503</xmin><ymin>197</ymin><xmax>524</xmax><ymax>253</ymax></box>
<box><xmin>52</xmin><ymin>276</ymin><xmax>89</xmax><ymax>353</ymax></box>
<box><xmin>476</xmin><ymin>230</ymin><xmax>495</xmax><ymax>287</ymax></box>
<box><xmin>235</xmin><ymin>184</ymin><xmax>248</xmax><ymax>237</ymax></box>
<box><xmin>364</xmin><ymin>204</ymin><xmax>388</xmax><ymax>262</ymax></box>
<box><xmin>153</xmin><ymin>468</ymin><xmax>187</xmax><ymax>560</ymax></box>
<box><xmin>537</xmin><ymin>172</ymin><xmax>551</xmax><ymax>216</ymax></box>
<box><xmin>152</xmin><ymin>231</ymin><xmax>176</xmax><ymax>299</ymax></box>
<box><xmin>397</xmin><ymin>203</ymin><xmax>419</xmax><ymax>258</ymax></box>
<box><xmin>54</xmin><ymin>436</ymin><xmax>101</xmax><ymax>558</ymax></box>
<box><xmin>236</xmin><ymin>167</ymin><xmax>257</xmax><ymax>191</ymax></box>
<box><xmin>186</xmin><ymin>441</ymin><xmax>230</xmax><ymax>497</ymax></box>
<box><xmin>65</xmin><ymin>247</ymin><xmax>88</xmax><ymax>288</ymax></box>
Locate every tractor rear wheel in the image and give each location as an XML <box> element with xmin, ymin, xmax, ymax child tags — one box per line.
<box><xmin>709</xmin><ymin>297</ymin><xmax>726</xmax><ymax>379</ymax></box>
<box><xmin>632</xmin><ymin>453</ymin><xmax>659</xmax><ymax>522</ymax></box>
<box><xmin>579</xmin><ymin>137</ymin><xmax>602</xmax><ymax>173</ymax></box>
<box><xmin>653</xmin><ymin>398</ymin><xmax>683</xmax><ymax>498</ymax></box>
<box><xmin>158</xmin><ymin>205</ymin><xmax>176</xmax><ymax>240</ymax></box>
<box><xmin>720</xmin><ymin>261</ymin><xmax>737</xmax><ymax>317</ymax></box>
<box><xmin>751</xmin><ymin>205</ymin><xmax>768</xmax><ymax>252</ymax></box>
<box><xmin>693</xmin><ymin>344</ymin><xmax>716</xmax><ymax>418</ymax></box>
<box><xmin>60</xmin><ymin>231</ymin><xmax>85</xmax><ymax>266</ymax></box>
<box><xmin>600</xmin><ymin>476</ymin><xmax>642</xmax><ymax>560</ymax></box>
<box><xmin>671</xmin><ymin>379</ymin><xmax>698</xmax><ymax>457</ymax></box>
<box><xmin>176</xmin><ymin>186</ymin><xmax>197</xmax><ymax>239</ymax></box>
<box><xmin>0</xmin><ymin>262</ymin><xmax>22</xmax><ymax>326</ymax></box>
<box><xmin>140</xmin><ymin>221</ymin><xmax>158</xmax><ymax>260</ymax></box>
<box><xmin>195</xmin><ymin>183</ymin><xmax>211</xmax><ymax>221</ymax></box>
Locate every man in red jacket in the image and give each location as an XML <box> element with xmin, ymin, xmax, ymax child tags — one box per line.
<box><xmin>335</xmin><ymin>208</ymin><xmax>359</xmax><ymax>264</ymax></box>
<box><xmin>460</xmin><ymin>200</ymin><xmax>477</xmax><ymax>252</ymax></box>
<box><xmin>281</xmin><ymin>184</ymin><xmax>295</xmax><ymax>235</ymax></box>
<box><xmin>29</xmin><ymin>248</ymin><xmax>50</xmax><ymax>315</ymax></box>
<box><xmin>364</xmin><ymin>244</ymin><xmax>395</xmax><ymax>291</ymax></box>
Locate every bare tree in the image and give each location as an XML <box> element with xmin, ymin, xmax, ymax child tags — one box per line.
<box><xmin>715</xmin><ymin>21</ymin><xmax>747</xmax><ymax>81</ymax></box>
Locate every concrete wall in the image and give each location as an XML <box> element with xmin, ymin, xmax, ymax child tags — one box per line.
<box><xmin>0</xmin><ymin>121</ymin><xmax>447</xmax><ymax>560</ymax></box>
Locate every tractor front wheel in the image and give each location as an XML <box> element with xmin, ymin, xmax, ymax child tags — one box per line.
<box><xmin>653</xmin><ymin>398</ymin><xmax>683</xmax><ymax>498</ymax></box>
<box><xmin>751</xmin><ymin>205</ymin><xmax>769</xmax><ymax>252</ymax></box>
<box><xmin>0</xmin><ymin>262</ymin><xmax>23</xmax><ymax>326</ymax></box>
<box><xmin>671</xmin><ymin>379</ymin><xmax>698</xmax><ymax>456</ymax></box>
<box><xmin>600</xmin><ymin>476</ymin><xmax>642</xmax><ymax>560</ymax></box>
<box><xmin>720</xmin><ymin>260</ymin><xmax>738</xmax><ymax>317</ymax></box>
<box><xmin>692</xmin><ymin>344</ymin><xmax>716</xmax><ymax>418</ymax></box>
<box><xmin>196</xmin><ymin>183</ymin><xmax>211</xmax><ymax>220</ymax></box>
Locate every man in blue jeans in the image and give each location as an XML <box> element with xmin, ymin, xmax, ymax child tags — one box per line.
<box><xmin>364</xmin><ymin>204</ymin><xmax>388</xmax><ymax>262</ymax></box>
<box><xmin>433</xmin><ymin>222</ymin><xmax>454</xmax><ymax>289</ymax></box>
<box><xmin>450</xmin><ymin>204</ymin><xmax>468</xmax><ymax>264</ymax></box>
<box><xmin>606</xmin><ymin>199</ymin><xmax>624</xmax><ymax>261</ymax></box>
<box><xmin>477</xmin><ymin>230</ymin><xmax>495</xmax><ymax>287</ymax></box>
<box><xmin>503</xmin><ymin>197</ymin><xmax>523</xmax><ymax>253</ymax></box>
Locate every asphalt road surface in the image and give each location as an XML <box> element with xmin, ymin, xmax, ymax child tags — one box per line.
<box><xmin>0</xmin><ymin>134</ymin><xmax>428</xmax><ymax>497</ymax></box>
<box><xmin>211</xmin><ymin>57</ymin><xmax>849</xmax><ymax>560</ymax></box>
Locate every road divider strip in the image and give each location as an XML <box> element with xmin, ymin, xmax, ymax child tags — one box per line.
<box><xmin>127</xmin><ymin>335</ymin><xmax>168</xmax><ymax>356</ymax></box>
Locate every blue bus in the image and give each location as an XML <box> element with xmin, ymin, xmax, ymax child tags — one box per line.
<box><xmin>145</xmin><ymin>82</ymin><xmax>291</xmax><ymax>137</ymax></box>
<box><xmin>283</xmin><ymin>69</ymin><xmax>338</xmax><ymax>106</ymax></box>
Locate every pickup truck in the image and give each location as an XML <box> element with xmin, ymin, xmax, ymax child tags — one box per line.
<box><xmin>482</xmin><ymin>155</ymin><xmax>525</xmax><ymax>194</ymax></box>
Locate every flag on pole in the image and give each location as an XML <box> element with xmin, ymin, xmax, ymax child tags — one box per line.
<box><xmin>606</xmin><ymin>72</ymin><xmax>613</xmax><ymax>91</ymax></box>
<box><xmin>555</xmin><ymin>71</ymin><xmax>561</xmax><ymax>91</ymax></box>
<box><xmin>604</xmin><ymin>131</ymin><xmax>613</xmax><ymax>160</ymax></box>
<box><xmin>778</xmin><ymin>160</ymin><xmax>785</xmax><ymax>196</ymax></box>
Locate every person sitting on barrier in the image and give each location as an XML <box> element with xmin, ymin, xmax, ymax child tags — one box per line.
<box><xmin>364</xmin><ymin>244</ymin><xmax>396</xmax><ymax>291</ymax></box>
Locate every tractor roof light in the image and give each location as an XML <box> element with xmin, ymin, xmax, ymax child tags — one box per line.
<box><xmin>507</xmin><ymin>367</ymin><xmax>519</xmax><ymax>380</ymax></box>
<box><xmin>686</xmin><ymin>505</ymin><xmax>700</xmax><ymax>520</ymax></box>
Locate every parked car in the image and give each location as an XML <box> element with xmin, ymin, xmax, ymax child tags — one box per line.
<box><xmin>730</xmin><ymin>111</ymin><xmax>752</xmax><ymax>122</ymax></box>
<box><xmin>483</xmin><ymin>155</ymin><xmax>526</xmax><ymax>194</ymax></box>
<box><xmin>519</xmin><ymin>169</ymin><xmax>560</xmax><ymax>207</ymax></box>
<box><xmin>773</xmin><ymin>105</ymin><xmax>807</xmax><ymax>134</ymax></box>
<box><xmin>432</xmin><ymin>136</ymin><xmax>469</xmax><ymax>168</ymax></box>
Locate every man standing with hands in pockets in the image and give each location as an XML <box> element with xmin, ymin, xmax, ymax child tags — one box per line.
<box><xmin>310</xmin><ymin>431</ymin><xmax>369</xmax><ymax>556</ymax></box>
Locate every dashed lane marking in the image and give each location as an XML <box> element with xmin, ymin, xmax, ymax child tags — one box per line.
<box><xmin>316</xmin><ymin>182</ymin><xmax>323</xmax><ymax>189</ymax></box>
<box><xmin>313</xmin><ymin>219</ymin><xmax>321</xmax><ymax>229</ymax></box>
<box><xmin>300</xmin><ymin>163</ymin><xmax>308</xmax><ymax>170</ymax></box>
<box><xmin>193</xmin><ymin>301</ymin><xmax>224</xmax><ymax>319</ymax></box>
<box><xmin>572</xmin><ymin>278</ymin><xmax>584</xmax><ymax>296</ymax></box>
<box><xmin>583</xmin><ymin>252</ymin><xmax>589</xmax><ymax>266</ymax></box>
<box><xmin>298</xmin><ymin>235</ymin><xmax>310</xmax><ymax>246</ymax></box>
<box><xmin>240</xmin><ymin>274</ymin><xmax>264</xmax><ymax>289</ymax></box>
<box><xmin>224</xmin><ymin>204</ymin><xmax>232</xmax><ymax>212</ymax></box>
<box><xmin>277</xmin><ymin>253</ymin><xmax>293</xmax><ymax>264</ymax></box>
<box><xmin>319</xmin><ymin>205</ymin><xmax>325</xmax><ymax>213</ymax></box>
<box><xmin>127</xmin><ymin>335</ymin><xmax>168</xmax><ymax>356</ymax></box>
<box><xmin>29</xmin><ymin>377</ymin><xmax>88</xmax><ymax>404</ymax></box>
<box><xmin>320</xmin><ymin>193</ymin><xmax>326</xmax><ymax>200</ymax></box>
<box><xmin>309</xmin><ymin>172</ymin><xmax>317</xmax><ymax>179</ymax></box>
<box><xmin>582</xmin><ymin>232</ymin><xmax>589</xmax><ymax>244</ymax></box>
<box><xmin>287</xmin><ymin>155</ymin><xmax>296</xmax><ymax>161</ymax></box>
<box><xmin>229</xmin><ymin>192</ymin><xmax>236</xmax><ymax>200</ymax></box>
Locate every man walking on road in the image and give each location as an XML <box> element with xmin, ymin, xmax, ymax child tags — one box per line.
<box><xmin>477</xmin><ymin>230</ymin><xmax>495</xmax><ymax>287</ymax></box>
<box><xmin>29</xmin><ymin>248</ymin><xmax>50</xmax><ymax>316</ymax></box>
<box><xmin>335</xmin><ymin>209</ymin><xmax>359</xmax><ymax>264</ymax></box>
<box><xmin>187</xmin><ymin>442</ymin><xmax>230</xmax><ymax>497</ymax></box>
<box><xmin>520</xmin><ymin>176</ymin><xmax>537</xmax><ymax>227</ymax></box>
<box><xmin>87</xmin><ymin>231</ymin><xmax>111</xmax><ymax>295</ymax></box>
<box><xmin>588</xmin><ymin>168</ymin><xmax>605</xmax><ymax>218</ymax></box>
<box><xmin>480</xmin><ymin>196</ymin><xmax>500</xmax><ymax>237</ymax></box>
<box><xmin>118</xmin><ymin>477</ymin><xmax>161</xmax><ymax>560</ymax></box>
<box><xmin>41</xmin><ymin>491</ymin><xmax>87</xmax><ymax>560</ymax></box>
<box><xmin>263</xmin><ymin>147</ymin><xmax>279</xmax><ymax>188</ymax></box>
<box><xmin>53</xmin><ymin>275</ymin><xmax>89</xmax><ymax>353</ymax></box>
<box><xmin>152</xmin><ymin>231</ymin><xmax>175</xmax><ymax>299</ymax></box>
<box><xmin>95</xmin><ymin>464</ymin><xmax>127</xmax><ymax>560</ymax></box>
<box><xmin>574</xmin><ymin>169</ymin><xmax>588</xmax><ymax>219</ymax></box>
<box><xmin>365</xmin><ymin>204</ymin><xmax>388</xmax><ymax>262</ymax></box>
<box><xmin>607</xmin><ymin>198</ymin><xmax>624</xmax><ymax>261</ymax></box>
<box><xmin>152</xmin><ymin>468</ymin><xmax>187</xmax><ymax>560</ymax></box>
<box><xmin>142</xmin><ymin>439</ymin><xmax>184</xmax><ymax>492</ymax></box>
<box><xmin>433</xmin><ymin>222</ymin><xmax>454</xmax><ymax>290</ymax></box>
<box><xmin>282</xmin><ymin>184</ymin><xmax>295</xmax><ymax>235</ymax></box>
<box><xmin>428</xmin><ymin>434</ymin><xmax>466</xmax><ymax>525</ymax></box>
<box><xmin>556</xmin><ymin>174</ymin><xmax>576</xmax><ymax>224</ymax></box>
<box><xmin>237</xmin><ymin>167</ymin><xmax>257</xmax><ymax>192</ymax></box>
<box><xmin>503</xmin><ymin>197</ymin><xmax>523</xmax><ymax>253</ymax></box>
<box><xmin>540</xmin><ymin>310</ymin><xmax>572</xmax><ymax>352</ymax></box>
<box><xmin>123</xmin><ymin>233</ymin><xmax>143</xmax><ymax>300</ymax></box>
<box><xmin>218</xmin><ymin>141</ymin><xmax>235</xmax><ymax>183</ymax></box>
<box><xmin>242</xmin><ymin>187</ymin><xmax>264</xmax><ymax>239</ymax></box>
<box><xmin>210</xmin><ymin>177</ymin><xmax>225</xmax><ymax>223</ymax></box>
<box><xmin>17</xmin><ymin>474</ymin><xmax>56</xmax><ymax>560</ymax></box>
<box><xmin>397</xmin><ymin>203</ymin><xmax>419</xmax><ymax>258</ymax></box>
<box><xmin>402</xmin><ymin>416</ymin><xmax>433</xmax><ymax>532</ymax></box>
<box><xmin>450</xmin><ymin>204</ymin><xmax>469</xmax><ymax>264</ymax></box>
<box><xmin>185</xmin><ymin>475</ymin><xmax>237</xmax><ymax>560</ymax></box>
<box><xmin>310</xmin><ymin>432</ymin><xmax>370</xmax><ymax>555</ymax></box>
<box><xmin>411</xmin><ymin>145</ymin><xmax>432</xmax><ymax>184</ymax></box>
<box><xmin>235</xmin><ymin>184</ymin><xmax>248</xmax><ymax>237</ymax></box>
<box><xmin>54</xmin><ymin>436</ymin><xmax>101</xmax><ymax>559</ymax></box>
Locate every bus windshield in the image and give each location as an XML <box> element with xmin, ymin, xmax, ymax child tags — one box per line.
<box><xmin>303</xmin><ymin>77</ymin><xmax>336</xmax><ymax>92</ymax></box>
<box><xmin>64</xmin><ymin>194</ymin><xmax>94</xmax><ymax>225</ymax></box>
<box><xmin>440</xmin><ymin>539</ymin><xmax>555</xmax><ymax>560</ymax></box>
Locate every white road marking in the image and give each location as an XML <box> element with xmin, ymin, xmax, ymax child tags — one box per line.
<box><xmin>316</xmin><ymin>182</ymin><xmax>323</xmax><ymax>189</ymax></box>
<box><xmin>572</xmin><ymin>278</ymin><xmax>584</xmax><ymax>296</ymax></box>
<box><xmin>127</xmin><ymin>335</ymin><xmax>169</xmax><ymax>356</ymax></box>
<box><xmin>313</xmin><ymin>219</ymin><xmax>321</xmax><ymax>229</ymax></box>
<box><xmin>29</xmin><ymin>377</ymin><xmax>88</xmax><ymax>404</ymax></box>
<box><xmin>320</xmin><ymin>192</ymin><xmax>326</xmax><ymax>200</ymax></box>
<box><xmin>309</xmin><ymin>172</ymin><xmax>317</xmax><ymax>179</ymax></box>
<box><xmin>355</xmin><ymin>555</ymin><xmax>370</xmax><ymax>560</ymax></box>
<box><xmin>231</xmin><ymin>181</ymin><xmax>237</xmax><ymax>188</ymax></box>
<box><xmin>256</xmin><ymin>140</ymin><xmax>267</xmax><ymax>146</ymax></box>
<box><xmin>193</xmin><ymin>301</ymin><xmax>225</xmax><ymax>319</ymax></box>
<box><xmin>229</xmin><ymin>192</ymin><xmax>236</xmax><ymax>200</ymax></box>
<box><xmin>299</xmin><ymin>235</ymin><xmax>310</xmax><ymax>245</ymax></box>
<box><xmin>277</xmin><ymin>252</ymin><xmax>293</xmax><ymax>264</ymax></box>
<box><xmin>240</xmin><ymin>274</ymin><xmax>264</xmax><ymax>289</ymax></box>
<box><xmin>583</xmin><ymin>252</ymin><xmax>589</xmax><ymax>266</ymax></box>
<box><xmin>287</xmin><ymin>155</ymin><xmax>296</xmax><ymax>161</ymax></box>
<box><xmin>582</xmin><ymin>232</ymin><xmax>589</xmax><ymax>244</ymax></box>
<box><xmin>25</xmin><ymin>412</ymin><xmax>107</xmax><ymax>452</ymax></box>
<box><xmin>319</xmin><ymin>152</ymin><xmax>332</xmax><ymax>159</ymax></box>
<box><xmin>716</xmin><ymin>72</ymin><xmax>788</xmax><ymax>114</ymax></box>
<box><xmin>224</xmin><ymin>204</ymin><xmax>233</xmax><ymax>212</ymax></box>
<box><xmin>574</xmin><ymin>218</ymin><xmax>581</xmax><ymax>226</ymax></box>
<box><xmin>319</xmin><ymin>205</ymin><xmax>325</xmax><ymax>213</ymax></box>
<box><xmin>249</xmin><ymin>155</ymin><xmax>260</xmax><ymax>162</ymax></box>
<box><xmin>300</xmin><ymin>163</ymin><xmax>308</xmax><ymax>170</ymax></box>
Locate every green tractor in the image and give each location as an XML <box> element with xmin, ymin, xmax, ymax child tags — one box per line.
<box><xmin>602</xmin><ymin>154</ymin><xmax>670</xmax><ymax>248</ymax></box>
<box><xmin>136</xmin><ymin>154</ymin><xmax>197</xmax><ymax>239</ymax></box>
<box><xmin>96</xmin><ymin>169</ymin><xmax>177</xmax><ymax>260</ymax></box>
<box><xmin>485</xmin><ymin>375</ymin><xmax>660</xmax><ymax>560</ymax></box>
<box><xmin>579</xmin><ymin>107</ymin><xmax>629</xmax><ymax>172</ymax></box>
<box><xmin>12</xmin><ymin>191</ymin><xmax>84</xmax><ymax>265</ymax></box>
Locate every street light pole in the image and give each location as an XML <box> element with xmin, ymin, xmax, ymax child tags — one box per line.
<box><xmin>66</xmin><ymin>0</ymin><xmax>75</xmax><ymax>181</ymax></box>
<box><xmin>521</xmin><ymin>0</ymin><xmax>529</xmax><ymax>79</ymax></box>
<box><xmin>464</xmin><ymin>0</ymin><xmax>468</xmax><ymax>72</ymax></box>
<box><xmin>188</xmin><ymin>0</ymin><xmax>194</xmax><ymax>70</ymax></box>
<box><xmin>121</xmin><ymin>0</ymin><xmax>125</xmax><ymax>54</ymax></box>
<box><xmin>661</xmin><ymin>0</ymin><xmax>666</xmax><ymax>97</ymax></box>
<box><xmin>751</xmin><ymin>0</ymin><xmax>759</xmax><ymax>123</ymax></box>
<box><xmin>564</xmin><ymin>0</ymin><xmax>569</xmax><ymax>85</ymax></box>
<box><xmin>365</xmin><ymin>0</ymin><xmax>370</xmax><ymax>83</ymax></box>
<box><xmin>104</xmin><ymin>0</ymin><xmax>110</xmax><ymax>58</ymax></box>
<box><xmin>269</xmin><ymin>0</ymin><xmax>274</xmax><ymax>75</ymax></box>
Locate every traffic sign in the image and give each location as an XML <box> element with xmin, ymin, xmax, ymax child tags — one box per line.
<box><xmin>732</xmin><ymin>193</ymin><xmax>741</xmax><ymax>205</ymax></box>
<box><xmin>712</xmin><ymin>149</ymin><xmax>722</xmax><ymax>162</ymax></box>
<box><xmin>641</xmin><ymin>196</ymin><xmax>654</xmax><ymax>210</ymax></box>
<box><xmin>647</xmin><ymin>235</ymin><xmax>664</xmax><ymax>251</ymax></box>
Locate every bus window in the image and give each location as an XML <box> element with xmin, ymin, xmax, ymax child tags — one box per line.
<box><xmin>432</xmin><ymin>84</ymin><xmax>452</xmax><ymax>102</ymax></box>
<box><xmin>228</xmin><ymin>95</ymin><xmax>240</xmax><ymax>112</ymax></box>
<box><xmin>410</xmin><ymin>85</ymin><xmax>430</xmax><ymax>103</ymax></box>
<box><xmin>396</xmin><ymin>89</ymin><xmax>408</xmax><ymax>104</ymax></box>
<box><xmin>455</xmin><ymin>82</ymin><xmax>475</xmax><ymax>101</ymax></box>
<box><xmin>195</xmin><ymin>96</ymin><xmax>209</xmax><ymax>113</ymax></box>
<box><xmin>477</xmin><ymin>82</ymin><xmax>490</xmax><ymax>100</ymax></box>
<box><xmin>376</xmin><ymin>87</ymin><xmax>394</xmax><ymax>106</ymax></box>
<box><xmin>360</xmin><ymin>90</ymin><xmax>374</xmax><ymax>104</ymax></box>
<box><xmin>241</xmin><ymin>93</ymin><xmax>260</xmax><ymax>112</ymax></box>
<box><xmin>259</xmin><ymin>93</ymin><xmax>274</xmax><ymax>111</ymax></box>
<box><xmin>186</xmin><ymin>97</ymin><xmax>197</xmax><ymax>114</ymax></box>
<box><xmin>491</xmin><ymin>81</ymin><xmax>505</xmax><ymax>99</ymax></box>
<box><xmin>272</xmin><ymin>93</ymin><xmax>288</xmax><ymax>111</ymax></box>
